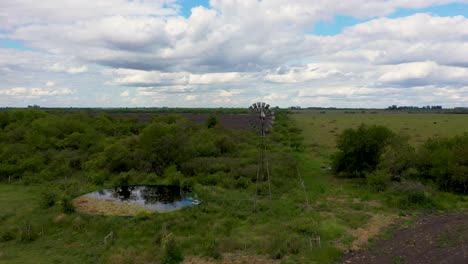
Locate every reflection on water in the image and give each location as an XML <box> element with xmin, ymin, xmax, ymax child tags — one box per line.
<box><xmin>86</xmin><ymin>185</ymin><xmax>197</xmax><ymax>212</ymax></box>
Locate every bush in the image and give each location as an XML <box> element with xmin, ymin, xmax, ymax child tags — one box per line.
<box><xmin>366</xmin><ymin>169</ymin><xmax>390</xmax><ymax>192</ymax></box>
<box><xmin>161</xmin><ymin>233</ymin><xmax>184</xmax><ymax>264</ymax></box>
<box><xmin>332</xmin><ymin>124</ymin><xmax>395</xmax><ymax>178</ymax></box>
<box><xmin>18</xmin><ymin>222</ymin><xmax>39</xmax><ymax>242</ymax></box>
<box><xmin>59</xmin><ymin>196</ymin><xmax>75</xmax><ymax>214</ymax></box>
<box><xmin>380</xmin><ymin>135</ymin><xmax>416</xmax><ymax>181</ymax></box>
<box><xmin>201</xmin><ymin>239</ymin><xmax>222</xmax><ymax>260</ymax></box>
<box><xmin>0</xmin><ymin>229</ymin><xmax>15</xmax><ymax>242</ymax></box>
<box><xmin>386</xmin><ymin>180</ymin><xmax>436</xmax><ymax>209</ymax></box>
<box><xmin>416</xmin><ymin>134</ymin><xmax>468</xmax><ymax>193</ymax></box>
<box><xmin>40</xmin><ymin>190</ymin><xmax>58</xmax><ymax>208</ymax></box>
<box><xmin>205</xmin><ymin>114</ymin><xmax>218</xmax><ymax>129</ymax></box>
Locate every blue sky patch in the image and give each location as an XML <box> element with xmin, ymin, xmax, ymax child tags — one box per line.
<box><xmin>309</xmin><ymin>3</ymin><xmax>467</xmax><ymax>36</ymax></box>
<box><xmin>0</xmin><ymin>39</ymin><xmax>28</xmax><ymax>50</ymax></box>
<box><xmin>390</xmin><ymin>3</ymin><xmax>468</xmax><ymax>18</ymax></box>
<box><xmin>179</xmin><ymin>0</ymin><xmax>210</xmax><ymax>17</ymax></box>
<box><xmin>311</xmin><ymin>16</ymin><xmax>370</xmax><ymax>36</ymax></box>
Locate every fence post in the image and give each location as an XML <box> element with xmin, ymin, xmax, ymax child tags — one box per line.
<box><xmin>104</xmin><ymin>231</ymin><xmax>114</xmax><ymax>245</ymax></box>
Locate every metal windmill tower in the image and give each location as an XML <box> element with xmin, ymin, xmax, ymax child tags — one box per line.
<box><xmin>249</xmin><ymin>102</ymin><xmax>275</xmax><ymax>208</ymax></box>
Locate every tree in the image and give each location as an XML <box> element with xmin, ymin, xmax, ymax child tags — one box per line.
<box><xmin>206</xmin><ymin>114</ymin><xmax>218</xmax><ymax>129</ymax></box>
<box><xmin>332</xmin><ymin>124</ymin><xmax>395</xmax><ymax>178</ymax></box>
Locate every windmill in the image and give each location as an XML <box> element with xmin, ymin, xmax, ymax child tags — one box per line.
<box><xmin>249</xmin><ymin>102</ymin><xmax>275</xmax><ymax>208</ymax></box>
<box><xmin>249</xmin><ymin>102</ymin><xmax>275</xmax><ymax>137</ymax></box>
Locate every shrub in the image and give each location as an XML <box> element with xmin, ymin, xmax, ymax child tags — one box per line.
<box><xmin>18</xmin><ymin>222</ymin><xmax>39</xmax><ymax>242</ymax></box>
<box><xmin>386</xmin><ymin>180</ymin><xmax>436</xmax><ymax>209</ymax></box>
<box><xmin>416</xmin><ymin>134</ymin><xmax>468</xmax><ymax>193</ymax></box>
<box><xmin>201</xmin><ymin>239</ymin><xmax>222</xmax><ymax>260</ymax></box>
<box><xmin>380</xmin><ymin>135</ymin><xmax>416</xmax><ymax>181</ymax></box>
<box><xmin>366</xmin><ymin>169</ymin><xmax>390</xmax><ymax>192</ymax></box>
<box><xmin>161</xmin><ymin>234</ymin><xmax>184</xmax><ymax>264</ymax></box>
<box><xmin>205</xmin><ymin>114</ymin><xmax>219</xmax><ymax>129</ymax></box>
<box><xmin>59</xmin><ymin>196</ymin><xmax>75</xmax><ymax>214</ymax></box>
<box><xmin>332</xmin><ymin>124</ymin><xmax>395</xmax><ymax>178</ymax></box>
<box><xmin>0</xmin><ymin>229</ymin><xmax>15</xmax><ymax>242</ymax></box>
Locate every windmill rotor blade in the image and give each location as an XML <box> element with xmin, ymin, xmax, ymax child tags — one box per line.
<box><xmin>249</xmin><ymin>101</ymin><xmax>274</xmax><ymax>135</ymax></box>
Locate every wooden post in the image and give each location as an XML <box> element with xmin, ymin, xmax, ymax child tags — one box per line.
<box><xmin>297</xmin><ymin>167</ymin><xmax>309</xmax><ymax>208</ymax></box>
<box><xmin>104</xmin><ymin>231</ymin><xmax>114</xmax><ymax>245</ymax></box>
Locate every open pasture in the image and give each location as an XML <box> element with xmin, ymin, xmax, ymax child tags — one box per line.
<box><xmin>293</xmin><ymin>110</ymin><xmax>468</xmax><ymax>156</ymax></box>
<box><xmin>1</xmin><ymin>109</ymin><xmax>467</xmax><ymax>264</ymax></box>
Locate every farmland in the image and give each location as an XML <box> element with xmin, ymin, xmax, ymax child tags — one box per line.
<box><xmin>0</xmin><ymin>108</ymin><xmax>468</xmax><ymax>263</ymax></box>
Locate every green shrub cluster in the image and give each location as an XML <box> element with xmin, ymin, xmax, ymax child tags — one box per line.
<box><xmin>332</xmin><ymin>122</ymin><xmax>468</xmax><ymax>194</ymax></box>
<box><xmin>0</xmin><ymin>109</ymin><xmax>258</xmax><ymax>189</ymax></box>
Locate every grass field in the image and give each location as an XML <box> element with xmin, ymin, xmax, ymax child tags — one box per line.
<box><xmin>292</xmin><ymin>110</ymin><xmax>468</xmax><ymax>261</ymax></box>
<box><xmin>293</xmin><ymin>110</ymin><xmax>468</xmax><ymax>160</ymax></box>
<box><xmin>1</xmin><ymin>110</ymin><xmax>468</xmax><ymax>263</ymax></box>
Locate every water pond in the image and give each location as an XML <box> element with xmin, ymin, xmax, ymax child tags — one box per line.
<box><xmin>74</xmin><ymin>185</ymin><xmax>199</xmax><ymax>215</ymax></box>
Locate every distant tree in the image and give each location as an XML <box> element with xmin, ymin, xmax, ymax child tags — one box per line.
<box><xmin>206</xmin><ymin>114</ymin><xmax>219</xmax><ymax>129</ymax></box>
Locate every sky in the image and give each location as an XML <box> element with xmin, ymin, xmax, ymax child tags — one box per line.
<box><xmin>0</xmin><ymin>0</ymin><xmax>467</xmax><ymax>108</ymax></box>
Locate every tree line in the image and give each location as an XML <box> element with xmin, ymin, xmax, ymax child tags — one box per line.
<box><xmin>0</xmin><ymin>109</ymin><xmax>301</xmax><ymax>196</ymax></box>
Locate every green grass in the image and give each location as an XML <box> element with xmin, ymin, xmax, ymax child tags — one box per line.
<box><xmin>1</xmin><ymin>110</ymin><xmax>468</xmax><ymax>263</ymax></box>
<box><xmin>290</xmin><ymin>110</ymin><xmax>468</xmax><ymax>260</ymax></box>
<box><xmin>294</xmin><ymin>110</ymin><xmax>468</xmax><ymax>158</ymax></box>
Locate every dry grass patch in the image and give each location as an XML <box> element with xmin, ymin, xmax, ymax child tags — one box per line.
<box><xmin>183</xmin><ymin>254</ymin><xmax>279</xmax><ymax>264</ymax></box>
<box><xmin>73</xmin><ymin>195</ymin><xmax>151</xmax><ymax>216</ymax></box>
<box><xmin>346</xmin><ymin>213</ymin><xmax>396</xmax><ymax>251</ymax></box>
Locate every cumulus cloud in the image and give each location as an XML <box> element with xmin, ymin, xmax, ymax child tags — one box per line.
<box><xmin>3</xmin><ymin>1</ymin><xmax>467</xmax><ymax>72</ymax></box>
<box><xmin>0</xmin><ymin>86</ymin><xmax>74</xmax><ymax>97</ymax></box>
<box><xmin>378</xmin><ymin>61</ymin><xmax>468</xmax><ymax>86</ymax></box>
<box><xmin>49</xmin><ymin>63</ymin><xmax>88</xmax><ymax>74</ymax></box>
<box><xmin>107</xmin><ymin>69</ymin><xmax>247</xmax><ymax>86</ymax></box>
<box><xmin>1</xmin><ymin>1</ymin><xmax>468</xmax><ymax>107</ymax></box>
<box><xmin>120</xmin><ymin>90</ymin><xmax>130</xmax><ymax>97</ymax></box>
<box><xmin>0</xmin><ymin>0</ymin><xmax>178</xmax><ymax>29</ymax></box>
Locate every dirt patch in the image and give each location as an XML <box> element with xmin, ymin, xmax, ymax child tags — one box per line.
<box><xmin>73</xmin><ymin>196</ymin><xmax>151</xmax><ymax>216</ymax></box>
<box><xmin>341</xmin><ymin>213</ymin><xmax>468</xmax><ymax>264</ymax></box>
<box><xmin>183</xmin><ymin>254</ymin><xmax>279</xmax><ymax>264</ymax></box>
<box><xmin>347</xmin><ymin>214</ymin><xmax>396</xmax><ymax>251</ymax></box>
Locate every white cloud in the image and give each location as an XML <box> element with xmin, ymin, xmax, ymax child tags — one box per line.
<box><xmin>49</xmin><ymin>63</ymin><xmax>88</xmax><ymax>74</ymax></box>
<box><xmin>219</xmin><ymin>90</ymin><xmax>241</xmax><ymax>97</ymax></box>
<box><xmin>0</xmin><ymin>86</ymin><xmax>74</xmax><ymax>98</ymax></box>
<box><xmin>378</xmin><ymin>61</ymin><xmax>468</xmax><ymax>86</ymax></box>
<box><xmin>1</xmin><ymin>1</ymin><xmax>468</xmax><ymax>107</ymax></box>
<box><xmin>107</xmin><ymin>69</ymin><xmax>247</xmax><ymax>86</ymax></box>
<box><xmin>120</xmin><ymin>90</ymin><xmax>130</xmax><ymax>97</ymax></box>
<box><xmin>0</xmin><ymin>0</ymin><xmax>178</xmax><ymax>29</ymax></box>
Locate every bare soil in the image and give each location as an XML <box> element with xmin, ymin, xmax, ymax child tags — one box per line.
<box><xmin>341</xmin><ymin>213</ymin><xmax>468</xmax><ymax>264</ymax></box>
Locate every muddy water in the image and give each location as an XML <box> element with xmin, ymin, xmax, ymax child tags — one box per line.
<box><xmin>84</xmin><ymin>185</ymin><xmax>197</xmax><ymax>212</ymax></box>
